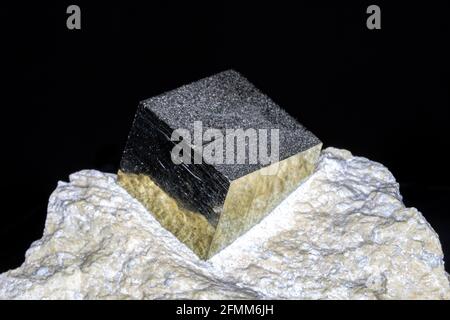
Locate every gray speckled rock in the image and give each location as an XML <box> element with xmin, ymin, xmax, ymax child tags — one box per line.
<box><xmin>1</xmin><ymin>148</ymin><xmax>449</xmax><ymax>299</ymax></box>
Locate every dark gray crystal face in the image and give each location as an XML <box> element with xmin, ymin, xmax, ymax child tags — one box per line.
<box><xmin>120</xmin><ymin>70</ymin><xmax>321</xmax><ymax>225</ymax></box>
<box><xmin>139</xmin><ymin>70</ymin><xmax>321</xmax><ymax>180</ymax></box>
<box><xmin>120</xmin><ymin>105</ymin><xmax>229</xmax><ymax>225</ymax></box>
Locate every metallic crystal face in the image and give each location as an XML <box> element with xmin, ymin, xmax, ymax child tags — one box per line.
<box><xmin>117</xmin><ymin>171</ymin><xmax>215</xmax><ymax>258</ymax></box>
<box><xmin>118</xmin><ymin>144</ymin><xmax>321</xmax><ymax>259</ymax></box>
<box><xmin>119</xmin><ymin>70</ymin><xmax>322</xmax><ymax>259</ymax></box>
<box><xmin>208</xmin><ymin>144</ymin><xmax>322</xmax><ymax>258</ymax></box>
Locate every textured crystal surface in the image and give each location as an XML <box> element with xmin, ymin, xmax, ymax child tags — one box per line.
<box><xmin>119</xmin><ymin>70</ymin><xmax>322</xmax><ymax>258</ymax></box>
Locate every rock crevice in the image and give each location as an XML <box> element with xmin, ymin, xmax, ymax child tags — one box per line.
<box><xmin>0</xmin><ymin>148</ymin><xmax>448</xmax><ymax>299</ymax></box>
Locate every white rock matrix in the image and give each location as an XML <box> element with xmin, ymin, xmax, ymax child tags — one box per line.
<box><xmin>0</xmin><ymin>148</ymin><xmax>449</xmax><ymax>299</ymax></box>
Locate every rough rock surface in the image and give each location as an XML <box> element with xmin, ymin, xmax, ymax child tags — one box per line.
<box><xmin>1</xmin><ymin>148</ymin><xmax>449</xmax><ymax>299</ymax></box>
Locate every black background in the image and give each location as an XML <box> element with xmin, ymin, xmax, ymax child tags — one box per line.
<box><xmin>1</xmin><ymin>1</ymin><xmax>449</xmax><ymax>274</ymax></box>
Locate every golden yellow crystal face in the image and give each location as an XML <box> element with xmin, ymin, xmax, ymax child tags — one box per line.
<box><xmin>117</xmin><ymin>171</ymin><xmax>215</xmax><ymax>259</ymax></box>
<box><xmin>118</xmin><ymin>144</ymin><xmax>322</xmax><ymax>259</ymax></box>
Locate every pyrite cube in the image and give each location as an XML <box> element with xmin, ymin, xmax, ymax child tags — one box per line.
<box><xmin>118</xmin><ymin>70</ymin><xmax>322</xmax><ymax>259</ymax></box>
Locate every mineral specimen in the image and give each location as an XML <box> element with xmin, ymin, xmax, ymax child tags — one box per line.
<box><xmin>118</xmin><ymin>70</ymin><xmax>322</xmax><ymax>259</ymax></box>
<box><xmin>1</xmin><ymin>148</ymin><xmax>448</xmax><ymax>299</ymax></box>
